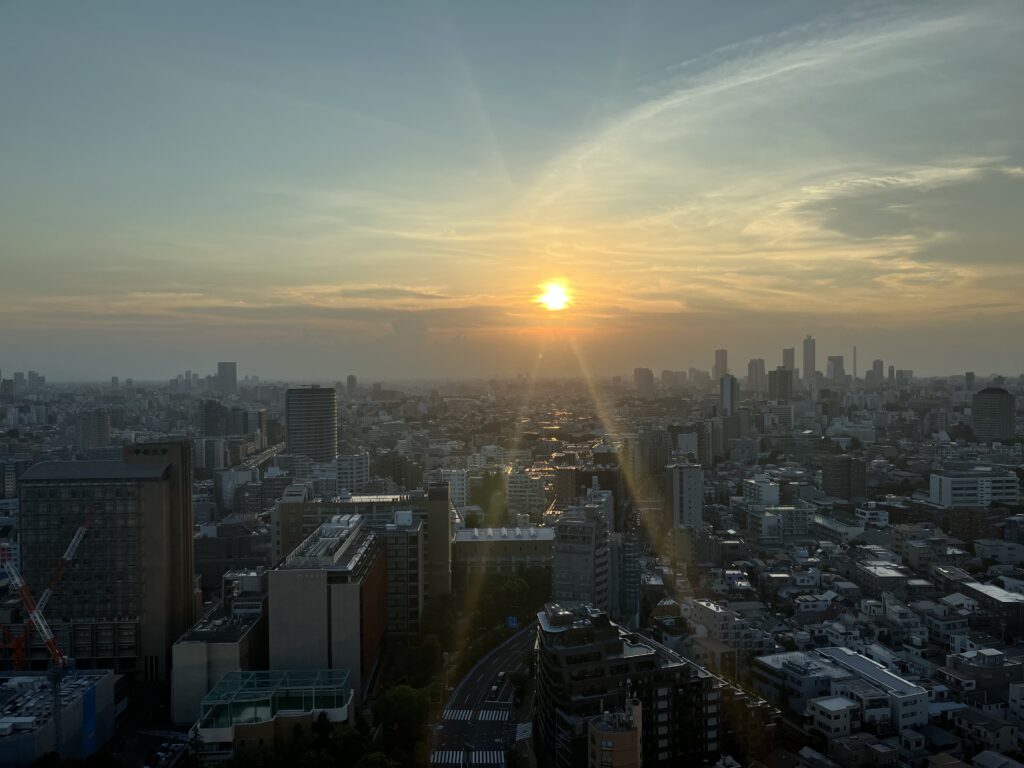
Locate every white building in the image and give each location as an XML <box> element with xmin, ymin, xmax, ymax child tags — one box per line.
<box><xmin>337</xmin><ymin>452</ymin><xmax>369</xmax><ymax>494</ymax></box>
<box><xmin>817</xmin><ymin>646</ymin><xmax>928</xmax><ymax>730</ymax></box>
<box><xmin>440</xmin><ymin>468</ymin><xmax>470</xmax><ymax>509</ymax></box>
<box><xmin>743</xmin><ymin>475</ymin><xmax>781</xmax><ymax>507</ymax></box>
<box><xmin>929</xmin><ymin>467</ymin><xmax>1019</xmax><ymax>508</ymax></box>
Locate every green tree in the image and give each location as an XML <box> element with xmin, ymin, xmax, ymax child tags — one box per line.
<box><xmin>373</xmin><ymin>685</ymin><xmax>429</xmax><ymax>754</ymax></box>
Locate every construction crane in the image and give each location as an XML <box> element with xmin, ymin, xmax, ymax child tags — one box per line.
<box><xmin>0</xmin><ymin>505</ymin><xmax>94</xmax><ymax>757</ymax></box>
<box><xmin>1</xmin><ymin>542</ymin><xmax>71</xmax><ymax>754</ymax></box>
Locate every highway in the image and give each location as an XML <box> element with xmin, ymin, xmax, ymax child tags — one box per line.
<box><xmin>430</xmin><ymin>622</ymin><xmax>536</xmax><ymax>766</ymax></box>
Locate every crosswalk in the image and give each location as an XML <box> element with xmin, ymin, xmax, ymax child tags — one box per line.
<box><xmin>443</xmin><ymin>708</ymin><xmax>473</xmax><ymax>721</ymax></box>
<box><xmin>431</xmin><ymin>750</ymin><xmax>464</xmax><ymax>765</ymax></box>
<box><xmin>431</xmin><ymin>751</ymin><xmax>506</xmax><ymax>767</ymax></box>
<box><xmin>476</xmin><ymin>709</ymin><xmax>508</xmax><ymax>722</ymax></box>
<box><xmin>514</xmin><ymin>722</ymin><xmax>533</xmax><ymax>741</ymax></box>
<box><xmin>470</xmin><ymin>751</ymin><xmax>506</xmax><ymax>766</ymax></box>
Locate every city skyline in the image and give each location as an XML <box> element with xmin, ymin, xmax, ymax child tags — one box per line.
<box><xmin>2</xmin><ymin>1</ymin><xmax>1023</xmax><ymax>378</ymax></box>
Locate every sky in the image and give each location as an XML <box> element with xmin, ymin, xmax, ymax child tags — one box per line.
<box><xmin>1</xmin><ymin>1</ymin><xmax>1023</xmax><ymax>381</ymax></box>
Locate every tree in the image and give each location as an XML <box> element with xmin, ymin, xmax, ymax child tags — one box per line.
<box><xmin>373</xmin><ymin>685</ymin><xmax>429</xmax><ymax>754</ymax></box>
<box><xmin>354</xmin><ymin>754</ymin><xmax>399</xmax><ymax>768</ymax></box>
<box><xmin>311</xmin><ymin>711</ymin><xmax>332</xmax><ymax>748</ymax></box>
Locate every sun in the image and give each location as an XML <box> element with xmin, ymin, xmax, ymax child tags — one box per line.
<box><xmin>537</xmin><ymin>281</ymin><xmax>571</xmax><ymax>311</ymax></box>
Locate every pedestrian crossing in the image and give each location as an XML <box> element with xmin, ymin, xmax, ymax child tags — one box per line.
<box><xmin>514</xmin><ymin>721</ymin><xmax>533</xmax><ymax>741</ymax></box>
<box><xmin>470</xmin><ymin>751</ymin><xmax>506</xmax><ymax>766</ymax></box>
<box><xmin>431</xmin><ymin>751</ymin><xmax>506</xmax><ymax>767</ymax></box>
<box><xmin>476</xmin><ymin>709</ymin><xmax>508</xmax><ymax>722</ymax></box>
<box><xmin>443</xmin><ymin>708</ymin><xmax>473</xmax><ymax>721</ymax></box>
<box><xmin>431</xmin><ymin>750</ymin><xmax>464</xmax><ymax>765</ymax></box>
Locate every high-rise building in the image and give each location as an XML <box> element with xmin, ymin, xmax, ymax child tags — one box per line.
<box><xmin>16</xmin><ymin>441</ymin><xmax>196</xmax><ymax>681</ymax></box>
<box><xmin>803</xmin><ymin>335</ymin><xmax>816</xmax><ymax>384</ymax></box>
<box><xmin>74</xmin><ymin>409</ymin><xmax>111</xmax><ymax>453</ymax></box>
<box><xmin>337</xmin><ymin>452</ymin><xmax>370</xmax><ymax>494</ymax></box>
<box><xmin>827</xmin><ymin>355</ymin><xmax>845</xmax><ymax>383</ymax></box>
<box><xmin>822</xmin><ymin>454</ymin><xmax>866</xmax><ymax>501</ymax></box>
<box><xmin>285</xmin><ymin>385</ymin><xmax>338</xmax><ymax>463</ymax></box>
<box><xmin>553</xmin><ymin>505</ymin><xmax>609</xmax><ymax>612</ymax></box>
<box><xmin>217</xmin><ymin>362</ymin><xmax>238</xmax><ymax>395</ymax></box>
<box><xmin>633</xmin><ymin>367</ymin><xmax>655</xmax><ymax>398</ymax></box>
<box><xmin>346</xmin><ymin>374</ymin><xmax>357</xmax><ymax>397</ymax></box>
<box><xmin>719</xmin><ymin>374</ymin><xmax>739</xmax><ymax>417</ymax></box>
<box><xmin>972</xmin><ymin>387</ymin><xmax>1015</xmax><ymax>443</ymax></box>
<box><xmin>713</xmin><ymin>348</ymin><xmax>728</xmax><ymax>381</ymax></box>
<box><xmin>747</xmin><ymin>359</ymin><xmax>767</xmax><ymax>394</ymax></box>
<box><xmin>667</xmin><ymin>464</ymin><xmax>703</xmax><ymax>529</ymax></box>
<box><xmin>965</xmin><ymin>371</ymin><xmax>976</xmax><ymax>390</ymax></box>
<box><xmin>868</xmin><ymin>358</ymin><xmax>884</xmax><ymax>388</ymax></box>
<box><xmin>782</xmin><ymin>347</ymin><xmax>795</xmax><ymax>372</ymax></box>
<box><xmin>767</xmin><ymin>367</ymin><xmax>793</xmax><ymax>400</ymax></box>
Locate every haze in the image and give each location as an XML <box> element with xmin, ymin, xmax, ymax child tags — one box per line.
<box><xmin>1</xmin><ymin>1</ymin><xmax>1023</xmax><ymax>380</ymax></box>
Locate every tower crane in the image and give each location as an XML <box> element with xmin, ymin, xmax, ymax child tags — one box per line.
<box><xmin>0</xmin><ymin>506</ymin><xmax>94</xmax><ymax>756</ymax></box>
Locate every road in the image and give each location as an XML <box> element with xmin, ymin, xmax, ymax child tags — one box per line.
<box><xmin>430</xmin><ymin>623</ymin><xmax>536</xmax><ymax>766</ymax></box>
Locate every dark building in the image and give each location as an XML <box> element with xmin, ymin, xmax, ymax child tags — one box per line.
<box><xmin>534</xmin><ymin>603</ymin><xmax>776</xmax><ymax>768</ymax></box>
<box><xmin>14</xmin><ymin>442</ymin><xmax>196</xmax><ymax>682</ymax></box>
<box><xmin>972</xmin><ymin>386</ymin><xmax>1015</xmax><ymax>442</ymax></box>
<box><xmin>285</xmin><ymin>385</ymin><xmax>338</xmax><ymax>463</ymax></box>
<box><xmin>217</xmin><ymin>362</ymin><xmax>238</xmax><ymax>395</ymax></box>
<box><xmin>823</xmin><ymin>454</ymin><xmax>867</xmax><ymax>500</ymax></box>
<box><xmin>768</xmin><ymin>367</ymin><xmax>793</xmax><ymax>400</ymax></box>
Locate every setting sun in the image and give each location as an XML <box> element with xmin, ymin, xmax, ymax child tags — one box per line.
<box><xmin>537</xmin><ymin>282</ymin><xmax>571</xmax><ymax>311</ymax></box>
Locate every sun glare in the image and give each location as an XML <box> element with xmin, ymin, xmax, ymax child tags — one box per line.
<box><xmin>538</xmin><ymin>282</ymin><xmax>571</xmax><ymax>311</ymax></box>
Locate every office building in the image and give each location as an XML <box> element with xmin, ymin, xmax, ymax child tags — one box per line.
<box><xmin>285</xmin><ymin>385</ymin><xmax>338</xmax><ymax>463</ymax></box>
<box><xmin>719</xmin><ymin>374</ymin><xmax>739</xmax><ymax>417</ymax></box>
<box><xmin>633</xmin><ymin>368</ymin><xmax>655</xmax><ymax>398</ymax></box>
<box><xmin>268</xmin><ymin>515</ymin><xmax>385</xmax><ymax>702</ymax></box>
<box><xmin>713</xmin><ymin>348</ymin><xmax>728</xmax><ymax>381</ymax></box>
<box><xmin>16</xmin><ymin>442</ymin><xmax>196</xmax><ymax>681</ymax></box>
<box><xmin>823</xmin><ymin>454</ymin><xmax>866</xmax><ymax>500</ymax></box>
<box><xmin>972</xmin><ymin>387</ymin><xmax>1015</xmax><ymax>442</ymax></box>
<box><xmin>381</xmin><ymin>511</ymin><xmax>425</xmax><ymax>640</ymax></box>
<box><xmin>346</xmin><ymin>374</ymin><xmax>357</xmax><ymax>397</ymax></box>
<box><xmin>803</xmin><ymin>335</ymin><xmax>816</xmax><ymax>384</ymax></box>
<box><xmin>439</xmin><ymin>468</ymin><xmax>470</xmax><ymax>508</ymax></box>
<box><xmin>217</xmin><ymin>362</ymin><xmax>238</xmax><ymax>395</ymax></box>
<box><xmin>782</xmin><ymin>347</ymin><xmax>795</xmax><ymax>372</ymax></box>
<box><xmin>827</xmin><ymin>355</ymin><xmax>846</xmax><ymax>383</ymax></box>
<box><xmin>929</xmin><ymin>467</ymin><xmax>1020</xmax><ymax>508</ymax></box>
<box><xmin>337</xmin><ymin>452</ymin><xmax>369</xmax><ymax>494</ymax></box>
<box><xmin>74</xmin><ymin>409</ymin><xmax>110</xmax><ymax>453</ymax></box>
<box><xmin>172</xmin><ymin>569</ymin><xmax>269</xmax><ymax>724</ymax></box>
<box><xmin>553</xmin><ymin>506</ymin><xmax>609</xmax><ymax>611</ymax></box>
<box><xmin>747</xmin><ymin>358</ymin><xmax>767</xmax><ymax>394</ymax></box>
<box><xmin>667</xmin><ymin>464</ymin><xmax>703</xmax><ymax>529</ymax></box>
<box><xmin>454</xmin><ymin>525</ymin><xmax>554</xmax><ymax>576</ymax></box>
<box><xmin>768</xmin><ymin>367</ymin><xmax>793</xmax><ymax>400</ymax></box>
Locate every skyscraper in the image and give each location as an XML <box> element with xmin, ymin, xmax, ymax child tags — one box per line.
<box><xmin>719</xmin><ymin>374</ymin><xmax>739</xmax><ymax>417</ymax></box>
<box><xmin>972</xmin><ymin>387</ymin><xmax>1015</xmax><ymax>442</ymax></box>
<box><xmin>827</xmin><ymin>355</ymin><xmax>845</xmax><ymax>383</ymax></box>
<box><xmin>346</xmin><ymin>374</ymin><xmax>358</xmax><ymax>397</ymax></box>
<box><xmin>633</xmin><ymin>367</ymin><xmax>655</xmax><ymax>398</ymax></box>
<box><xmin>802</xmin><ymin>335</ymin><xmax>816</xmax><ymax>384</ymax></box>
<box><xmin>713</xmin><ymin>348</ymin><xmax>728</xmax><ymax>381</ymax></box>
<box><xmin>667</xmin><ymin>463</ymin><xmax>703</xmax><ymax>529</ymax></box>
<box><xmin>782</xmin><ymin>347</ymin><xmax>795</xmax><ymax>372</ymax></box>
<box><xmin>747</xmin><ymin>358</ymin><xmax>767</xmax><ymax>394</ymax></box>
<box><xmin>285</xmin><ymin>385</ymin><xmax>338</xmax><ymax>463</ymax></box>
<box><xmin>768</xmin><ymin>367</ymin><xmax>793</xmax><ymax>400</ymax></box>
<box><xmin>217</xmin><ymin>361</ymin><xmax>238</xmax><ymax>395</ymax></box>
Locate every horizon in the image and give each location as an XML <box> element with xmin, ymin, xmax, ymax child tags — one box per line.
<box><xmin>2</xmin><ymin>1</ymin><xmax>1023</xmax><ymax>378</ymax></box>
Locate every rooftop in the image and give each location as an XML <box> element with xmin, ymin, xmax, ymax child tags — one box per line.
<box><xmin>0</xmin><ymin>672</ymin><xmax>114</xmax><ymax>738</ymax></box>
<box><xmin>454</xmin><ymin>526</ymin><xmax>555</xmax><ymax>542</ymax></box>
<box><xmin>20</xmin><ymin>460</ymin><xmax>169</xmax><ymax>482</ymax></box>
<box><xmin>199</xmin><ymin>670</ymin><xmax>352</xmax><ymax>730</ymax></box>
<box><xmin>817</xmin><ymin>647</ymin><xmax>925</xmax><ymax>696</ymax></box>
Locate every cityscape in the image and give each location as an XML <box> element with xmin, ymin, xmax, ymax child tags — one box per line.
<box><xmin>2</xmin><ymin>2</ymin><xmax>1024</xmax><ymax>768</ymax></box>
